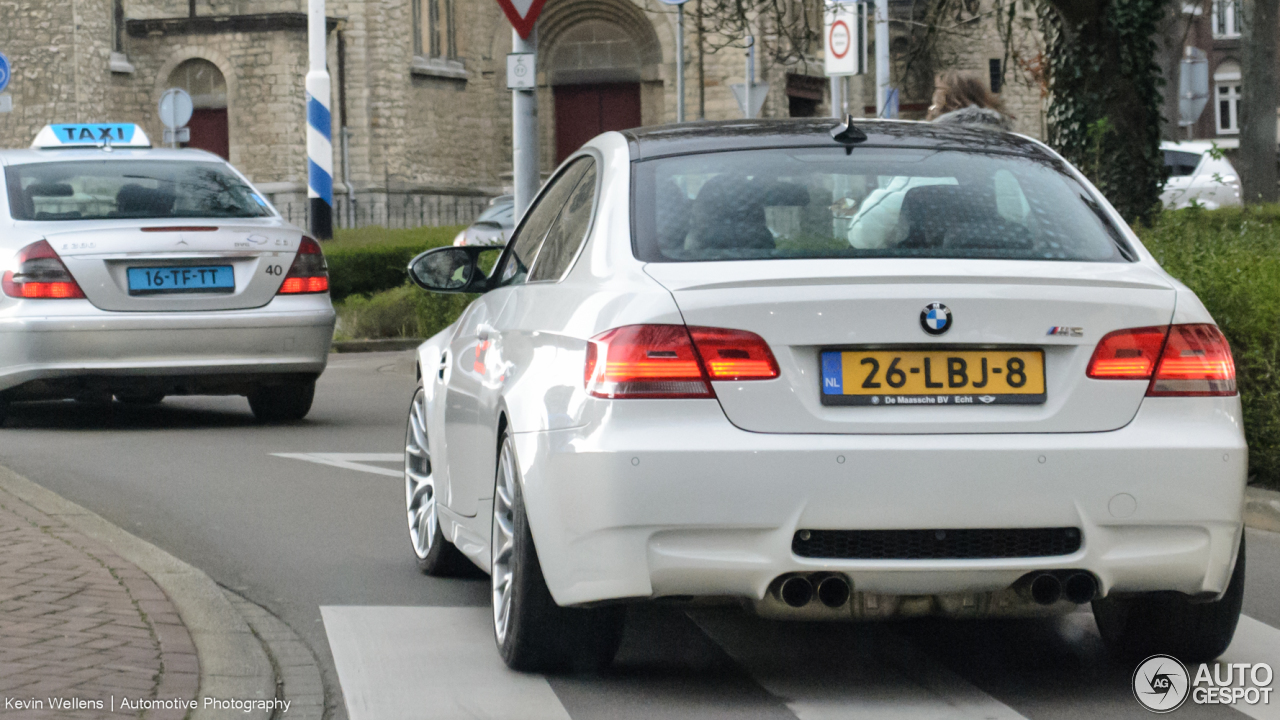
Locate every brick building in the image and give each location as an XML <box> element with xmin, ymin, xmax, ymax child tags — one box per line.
<box><xmin>0</xmin><ymin>0</ymin><xmax>1045</xmax><ymax>228</ymax></box>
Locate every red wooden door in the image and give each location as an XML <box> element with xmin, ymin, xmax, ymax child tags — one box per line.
<box><xmin>554</xmin><ymin>83</ymin><xmax>641</xmax><ymax>163</ymax></box>
<box><xmin>185</xmin><ymin>108</ymin><xmax>229</xmax><ymax>160</ymax></box>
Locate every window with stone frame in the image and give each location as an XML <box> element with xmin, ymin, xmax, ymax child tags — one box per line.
<box><xmin>1212</xmin><ymin>0</ymin><xmax>1241</xmax><ymax>38</ymax></box>
<box><xmin>1214</xmin><ymin>61</ymin><xmax>1241</xmax><ymax>135</ymax></box>
<box><xmin>413</xmin><ymin>0</ymin><xmax>458</xmax><ymax>59</ymax></box>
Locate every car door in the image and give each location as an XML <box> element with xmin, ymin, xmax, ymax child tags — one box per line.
<box><xmin>441</xmin><ymin>156</ymin><xmax>594</xmax><ymax>517</ymax></box>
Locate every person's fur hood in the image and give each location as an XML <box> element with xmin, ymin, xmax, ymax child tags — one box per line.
<box><xmin>932</xmin><ymin>105</ymin><xmax>1014</xmax><ymax>131</ymax></box>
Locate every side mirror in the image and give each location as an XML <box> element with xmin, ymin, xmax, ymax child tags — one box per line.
<box><xmin>407</xmin><ymin>246</ymin><xmax>499</xmax><ymax>294</ymax></box>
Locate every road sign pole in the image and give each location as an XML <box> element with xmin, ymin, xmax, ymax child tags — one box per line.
<box><xmin>744</xmin><ymin>35</ymin><xmax>754</xmax><ymax>119</ymax></box>
<box><xmin>874</xmin><ymin>0</ymin><xmax>889</xmax><ymax>117</ymax></box>
<box><xmin>676</xmin><ymin>4</ymin><xmax>685</xmax><ymax>122</ymax></box>
<box><xmin>306</xmin><ymin>0</ymin><xmax>334</xmax><ymax>240</ymax></box>
<box><xmin>512</xmin><ymin>26</ymin><xmax>539</xmax><ymax>219</ymax></box>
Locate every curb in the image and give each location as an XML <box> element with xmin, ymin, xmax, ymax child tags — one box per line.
<box><xmin>330</xmin><ymin>338</ymin><xmax>422</xmax><ymax>353</ymax></box>
<box><xmin>1246</xmin><ymin>485</ymin><xmax>1280</xmax><ymax>534</ymax></box>
<box><xmin>0</xmin><ymin>465</ymin><xmax>276</xmax><ymax>720</ymax></box>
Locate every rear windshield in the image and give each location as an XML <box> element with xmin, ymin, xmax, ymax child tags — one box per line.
<box><xmin>633</xmin><ymin>147</ymin><xmax>1131</xmax><ymax>263</ymax></box>
<box><xmin>5</xmin><ymin>160</ymin><xmax>272</xmax><ymax>221</ymax></box>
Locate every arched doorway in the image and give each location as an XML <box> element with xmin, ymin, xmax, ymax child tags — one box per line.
<box><xmin>167</xmin><ymin>59</ymin><xmax>229</xmax><ymax>159</ymax></box>
<box><xmin>545</xmin><ymin>19</ymin><xmax>654</xmax><ymax>163</ymax></box>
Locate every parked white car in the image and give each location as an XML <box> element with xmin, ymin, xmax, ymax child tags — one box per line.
<box><xmin>404</xmin><ymin>119</ymin><xmax>1246</xmax><ymax>673</ymax></box>
<box><xmin>0</xmin><ymin>124</ymin><xmax>335</xmax><ymax>422</ymax></box>
<box><xmin>1161</xmin><ymin>140</ymin><xmax>1241</xmax><ymax>209</ymax></box>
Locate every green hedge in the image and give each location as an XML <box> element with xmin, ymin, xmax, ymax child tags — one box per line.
<box><xmin>1138</xmin><ymin>206</ymin><xmax>1280</xmax><ymax>488</ymax></box>
<box><xmin>332</xmin><ymin>282</ymin><xmax>475</xmax><ymax>342</ymax></box>
<box><xmin>323</xmin><ymin>225</ymin><xmax>463</xmax><ymax>301</ymax></box>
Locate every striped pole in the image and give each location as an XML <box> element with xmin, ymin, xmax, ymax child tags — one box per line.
<box><xmin>306</xmin><ymin>0</ymin><xmax>333</xmax><ymax>239</ymax></box>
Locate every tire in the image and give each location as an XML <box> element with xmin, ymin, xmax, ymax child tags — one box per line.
<box><xmin>248</xmin><ymin>379</ymin><xmax>316</xmax><ymax>422</ymax></box>
<box><xmin>1093</xmin><ymin>535</ymin><xmax>1245</xmax><ymax>663</ymax></box>
<box><xmin>115</xmin><ymin>392</ymin><xmax>165</xmax><ymax>406</ymax></box>
<box><xmin>405</xmin><ymin>385</ymin><xmax>469</xmax><ymax>576</ymax></box>
<box><xmin>491</xmin><ymin>430</ymin><xmax>624</xmax><ymax>673</ymax></box>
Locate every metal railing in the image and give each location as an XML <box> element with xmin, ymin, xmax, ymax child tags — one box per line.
<box><xmin>277</xmin><ymin>194</ymin><xmax>490</xmax><ymax>230</ymax></box>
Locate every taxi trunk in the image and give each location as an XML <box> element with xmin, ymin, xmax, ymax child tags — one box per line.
<box><xmin>48</xmin><ymin>221</ymin><xmax>303</xmax><ymax>312</ymax></box>
<box><xmin>644</xmin><ymin>258</ymin><xmax>1177</xmax><ymax>434</ymax></box>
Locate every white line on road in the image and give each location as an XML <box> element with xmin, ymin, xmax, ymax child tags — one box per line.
<box><xmin>271</xmin><ymin>453</ymin><xmax>403</xmax><ymax>477</ymax></box>
<box><xmin>689</xmin><ymin>610</ymin><xmax>1029</xmax><ymax>720</ymax></box>
<box><xmin>321</xmin><ymin>606</ymin><xmax>572</xmax><ymax>720</ymax></box>
<box><xmin>1212</xmin><ymin>615</ymin><xmax>1280</xmax><ymax>720</ymax></box>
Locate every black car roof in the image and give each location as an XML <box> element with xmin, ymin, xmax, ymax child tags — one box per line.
<box><xmin>620</xmin><ymin>118</ymin><xmax>1053</xmax><ymax>161</ymax></box>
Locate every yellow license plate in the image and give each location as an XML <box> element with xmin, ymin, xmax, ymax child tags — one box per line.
<box><xmin>820</xmin><ymin>349</ymin><xmax>1046</xmax><ymax>406</ymax></box>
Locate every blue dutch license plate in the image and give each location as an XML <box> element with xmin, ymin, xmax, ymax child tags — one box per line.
<box><xmin>127</xmin><ymin>266</ymin><xmax>234</xmax><ymax>295</ymax></box>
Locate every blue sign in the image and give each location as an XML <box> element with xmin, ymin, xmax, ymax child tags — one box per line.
<box><xmin>0</xmin><ymin>52</ymin><xmax>10</xmax><ymax>94</ymax></box>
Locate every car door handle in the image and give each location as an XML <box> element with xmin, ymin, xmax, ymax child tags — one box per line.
<box><xmin>438</xmin><ymin>351</ymin><xmax>449</xmax><ymax>381</ymax></box>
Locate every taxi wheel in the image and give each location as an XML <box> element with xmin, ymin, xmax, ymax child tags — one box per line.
<box><xmin>248</xmin><ymin>379</ymin><xmax>315</xmax><ymax>422</ymax></box>
<box><xmin>115</xmin><ymin>392</ymin><xmax>165</xmax><ymax>406</ymax></box>
<box><xmin>1092</xmin><ymin>535</ymin><xmax>1245</xmax><ymax>663</ymax></box>
<box><xmin>491</xmin><ymin>430</ymin><xmax>624</xmax><ymax>673</ymax></box>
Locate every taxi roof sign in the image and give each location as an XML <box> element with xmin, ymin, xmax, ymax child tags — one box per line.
<box><xmin>32</xmin><ymin>123</ymin><xmax>151</xmax><ymax>149</ymax></box>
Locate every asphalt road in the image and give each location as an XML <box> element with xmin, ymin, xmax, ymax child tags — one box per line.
<box><xmin>2</xmin><ymin>350</ymin><xmax>1279</xmax><ymax>720</ymax></box>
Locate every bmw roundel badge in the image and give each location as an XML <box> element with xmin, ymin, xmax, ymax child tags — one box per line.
<box><xmin>920</xmin><ymin>303</ymin><xmax>952</xmax><ymax>335</ymax></box>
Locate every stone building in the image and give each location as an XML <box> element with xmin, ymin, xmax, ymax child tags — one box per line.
<box><xmin>0</xmin><ymin>0</ymin><xmax>1044</xmax><ymax>228</ymax></box>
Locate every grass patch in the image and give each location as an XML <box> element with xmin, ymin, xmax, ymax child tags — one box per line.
<box><xmin>324</xmin><ymin>225</ymin><xmax>463</xmax><ymax>301</ymax></box>
<box><xmin>1137</xmin><ymin>205</ymin><xmax>1280</xmax><ymax>487</ymax></box>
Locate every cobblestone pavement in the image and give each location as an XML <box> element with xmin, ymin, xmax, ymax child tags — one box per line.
<box><xmin>0</xmin><ymin>484</ymin><xmax>198</xmax><ymax>720</ymax></box>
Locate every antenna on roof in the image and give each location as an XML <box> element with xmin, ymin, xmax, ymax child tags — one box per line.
<box><xmin>830</xmin><ymin>114</ymin><xmax>868</xmax><ymax>152</ymax></box>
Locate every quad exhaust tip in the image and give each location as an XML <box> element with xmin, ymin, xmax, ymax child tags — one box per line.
<box><xmin>780</xmin><ymin>576</ymin><xmax>814</xmax><ymax>607</ymax></box>
<box><xmin>1029</xmin><ymin>573</ymin><xmax>1062</xmax><ymax>605</ymax></box>
<box><xmin>779</xmin><ymin>575</ymin><xmax>851</xmax><ymax>608</ymax></box>
<box><xmin>817</xmin><ymin>576</ymin><xmax>851</xmax><ymax>608</ymax></box>
<box><xmin>1063</xmin><ymin>572</ymin><xmax>1097</xmax><ymax>604</ymax></box>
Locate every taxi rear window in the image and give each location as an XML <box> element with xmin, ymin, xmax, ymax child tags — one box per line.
<box><xmin>5</xmin><ymin>160</ymin><xmax>271</xmax><ymax>221</ymax></box>
<box><xmin>632</xmin><ymin>146</ymin><xmax>1131</xmax><ymax>263</ymax></box>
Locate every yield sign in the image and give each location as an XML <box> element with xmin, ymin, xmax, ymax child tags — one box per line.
<box><xmin>495</xmin><ymin>0</ymin><xmax>547</xmax><ymax>39</ymax></box>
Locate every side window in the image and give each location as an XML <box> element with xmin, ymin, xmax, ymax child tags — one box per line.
<box><xmin>529</xmin><ymin>161</ymin><xmax>597</xmax><ymax>282</ymax></box>
<box><xmin>496</xmin><ymin>158</ymin><xmax>592</xmax><ymax>287</ymax></box>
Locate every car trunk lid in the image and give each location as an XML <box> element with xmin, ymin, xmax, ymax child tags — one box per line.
<box><xmin>644</xmin><ymin>258</ymin><xmax>1177</xmax><ymax>434</ymax></box>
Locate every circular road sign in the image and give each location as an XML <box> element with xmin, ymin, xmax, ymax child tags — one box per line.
<box><xmin>829</xmin><ymin>20</ymin><xmax>851</xmax><ymax>59</ymax></box>
<box><xmin>158</xmin><ymin>88</ymin><xmax>194</xmax><ymax>130</ymax></box>
<box><xmin>0</xmin><ymin>52</ymin><xmax>11</xmax><ymax>93</ymax></box>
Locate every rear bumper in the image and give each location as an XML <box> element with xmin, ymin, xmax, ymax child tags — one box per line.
<box><xmin>0</xmin><ymin>295</ymin><xmax>334</xmax><ymax>394</ymax></box>
<box><xmin>512</xmin><ymin>396</ymin><xmax>1247</xmax><ymax>608</ymax></box>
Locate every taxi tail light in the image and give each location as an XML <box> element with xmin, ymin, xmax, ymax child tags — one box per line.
<box><xmin>2</xmin><ymin>240</ymin><xmax>86</xmax><ymax>299</ymax></box>
<box><xmin>1086</xmin><ymin>324</ymin><xmax>1236</xmax><ymax>396</ymax></box>
<box><xmin>584</xmin><ymin>324</ymin><xmax>779</xmax><ymax>399</ymax></box>
<box><xmin>276</xmin><ymin>237</ymin><xmax>329</xmax><ymax>294</ymax></box>
<box><xmin>1148</xmin><ymin>324</ymin><xmax>1236</xmax><ymax>396</ymax></box>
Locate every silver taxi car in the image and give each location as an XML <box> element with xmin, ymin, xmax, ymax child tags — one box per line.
<box><xmin>0</xmin><ymin>123</ymin><xmax>335</xmax><ymax>422</ymax></box>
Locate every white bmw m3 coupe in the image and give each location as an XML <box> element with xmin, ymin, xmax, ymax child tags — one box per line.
<box><xmin>0</xmin><ymin>124</ymin><xmax>334</xmax><ymax>422</ymax></box>
<box><xmin>403</xmin><ymin>118</ymin><xmax>1246</xmax><ymax>672</ymax></box>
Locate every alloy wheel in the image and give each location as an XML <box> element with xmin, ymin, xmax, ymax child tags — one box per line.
<box><xmin>405</xmin><ymin>387</ymin><xmax>436</xmax><ymax>559</ymax></box>
<box><xmin>491</xmin><ymin>438</ymin><xmax>518</xmax><ymax>643</ymax></box>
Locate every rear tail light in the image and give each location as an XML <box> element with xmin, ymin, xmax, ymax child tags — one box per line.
<box><xmin>1087</xmin><ymin>324</ymin><xmax>1235</xmax><ymax>396</ymax></box>
<box><xmin>688</xmin><ymin>327</ymin><xmax>780</xmax><ymax>381</ymax></box>
<box><xmin>276</xmin><ymin>237</ymin><xmax>329</xmax><ymax>294</ymax></box>
<box><xmin>1148</xmin><ymin>324</ymin><xmax>1236</xmax><ymax>396</ymax></box>
<box><xmin>584</xmin><ymin>324</ymin><xmax>779</xmax><ymax>399</ymax></box>
<box><xmin>1086</xmin><ymin>326</ymin><xmax>1168</xmax><ymax>379</ymax></box>
<box><xmin>2</xmin><ymin>240</ymin><xmax>86</xmax><ymax>299</ymax></box>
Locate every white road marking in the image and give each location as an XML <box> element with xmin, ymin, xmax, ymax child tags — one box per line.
<box><xmin>321</xmin><ymin>606</ymin><xmax>572</xmax><ymax>720</ymax></box>
<box><xmin>689</xmin><ymin>610</ymin><xmax>1028</xmax><ymax>720</ymax></box>
<box><xmin>1210</xmin><ymin>615</ymin><xmax>1280</xmax><ymax>720</ymax></box>
<box><xmin>271</xmin><ymin>453</ymin><xmax>403</xmax><ymax>477</ymax></box>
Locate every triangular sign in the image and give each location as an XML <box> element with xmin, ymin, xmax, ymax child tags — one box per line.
<box><xmin>495</xmin><ymin>0</ymin><xmax>548</xmax><ymax>39</ymax></box>
<box><xmin>730</xmin><ymin>82</ymin><xmax>770</xmax><ymax>119</ymax></box>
